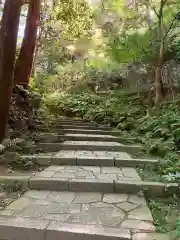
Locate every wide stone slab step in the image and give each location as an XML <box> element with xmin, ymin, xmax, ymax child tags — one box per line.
<box><xmin>53</xmin><ymin>128</ymin><xmax>121</xmax><ymax>136</ymax></box>
<box><xmin>50</xmin><ymin>119</ymin><xmax>95</xmax><ymax>125</ymax></box>
<box><xmin>28</xmin><ymin>178</ymin><xmax>178</xmax><ymax>196</ymax></box>
<box><xmin>49</xmin><ymin>120</ymin><xmax>110</xmax><ymax>127</ymax></box>
<box><xmin>37</xmin><ymin>141</ymin><xmax>141</xmax><ymax>155</ymax></box>
<box><xmin>36</xmin><ymin>133</ymin><xmax>136</xmax><ymax>144</ymax></box>
<box><xmin>22</xmin><ymin>151</ymin><xmax>158</xmax><ymax>167</ymax></box>
<box><xmin>0</xmin><ymin>174</ymin><xmax>177</xmax><ymax>197</ymax></box>
<box><xmin>30</xmin><ymin>165</ymin><xmax>141</xmax><ymax>193</ymax></box>
<box><xmin>0</xmin><ymin>190</ymin><xmax>156</xmax><ymax>240</ymax></box>
<box><xmin>55</xmin><ymin>124</ymin><xmax>112</xmax><ymax>131</ymax></box>
<box><xmin>28</xmin><ymin>165</ymin><xmax>178</xmax><ymax>196</ymax></box>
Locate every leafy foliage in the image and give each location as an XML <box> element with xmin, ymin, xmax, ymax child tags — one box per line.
<box><xmin>148</xmin><ymin>195</ymin><xmax>180</xmax><ymax>233</ymax></box>
<box><xmin>37</xmin><ymin>0</ymin><xmax>93</xmax><ymax>74</ymax></box>
<box><xmin>105</xmin><ymin>0</ymin><xmax>180</xmax><ymax>64</ymax></box>
<box><xmin>107</xmin><ymin>29</ymin><xmax>155</xmax><ymax>64</ymax></box>
<box><xmin>52</xmin><ymin>0</ymin><xmax>93</xmax><ymax>39</ymax></box>
<box><xmin>45</xmin><ymin>89</ymin><xmax>145</xmax><ymax>125</ymax></box>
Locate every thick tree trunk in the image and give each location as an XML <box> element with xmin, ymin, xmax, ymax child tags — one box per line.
<box><xmin>14</xmin><ymin>0</ymin><xmax>40</xmax><ymax>87</ymax></box>
<box><xmin>0</xmin><ymin>0</ymin><xmax>21</xmax><ymax>141</ymax></box>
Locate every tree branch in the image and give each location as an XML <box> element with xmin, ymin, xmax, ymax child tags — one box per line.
<box><xmin>163</xmin><ymin>16</ymin><xmax>176</xmax><ymax>40</ymax></box>
<box><xmin>150</xmin><ymin>2</ymin><xmax>159</xmax><ymax>18</ymax></box>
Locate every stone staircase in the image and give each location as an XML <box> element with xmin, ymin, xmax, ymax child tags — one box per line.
<box><xmin>0</xmin><ymin>119</ymin><xmax>172</xmax><ymax>240</ymax></box>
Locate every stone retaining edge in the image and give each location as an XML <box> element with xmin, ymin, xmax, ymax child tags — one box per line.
<box><xmin>0</xmin><ymin>216</ymin><xmax>171</xmax><ymax>240</ymax></box>
<box><xmin>21</xmin><ymin>155</ymin><xmax>158</xmax><ymax>167</ymax></box>
<box><xmin>0</xmin><ymin>175</ymin><xmax>177</xmax><ymax>197</ymax></box>
<box><xmin>0</xmin><ymin>217</ymin><xmax>132</xmax><ymax>240</ymax></box>
<box><xmin>36</xmin><ymin>142</ymin><xmax>142</xmax><ymax>154</ymax></box>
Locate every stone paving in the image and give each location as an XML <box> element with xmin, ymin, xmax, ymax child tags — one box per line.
<box><xmin>65</xmin><ymin>133</ymin><xmax>117</xmax><ymax>138</ymax></box>
<box><xmin>62</xmin><ymin>141</ymin><xmax>123</xmax><ymax>146</ymax></box>
<box><xmin>0</xmin><ymin>190</ymin><xmax>154</xmax><ymax>231</ymax></box>
<box><xmin>59</xmin><ymin>128</ymin><xmax>120</xmax><ymax>135</ymax></box>
<box><xmin>59</xmin><ymin>124</ymin><xmax>112</xmax><ymax>130</ymax></box>
<box><xmin>0</xmin><ymin>119</ymin><xmax>166</xmax><ymax>239</ymax></box>
<box><xmin>38</xmin><ymin>133</ymin><xmax>136</xmax><ymax>144</ymax></box>
<box><xmin>34</xmin><ymin>165</ymin><xmax>142</xmax><ymax>181</ymax></box>
<box><xmin>54</xmin><ymin>150</ymin><xmax>133</xmax><ymax>160</ymax></box>
<box><xmin>23</xmin><ymin>150</ymin><xmax>158</xmax><ymax>168</ymax></box>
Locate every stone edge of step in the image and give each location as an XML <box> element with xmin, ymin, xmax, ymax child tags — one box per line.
<box><xmin>0</xmin><ymin>215</ymin><xmax>171</xmax><ymax>239</ymax></box>
<box><xmin>39</xmin><ymin>128</ymin><xmax>121</xmax><ymax>136</ymax></box>
<box><xmin>0</xmin><ymin>175</ymin><xmax>177</xmax><ymax>197</ymax></box>
<box><xmin>36</xmin><ymin>142</ymin><xmax>142</xmax><ymax>153</ymax></box>
<box><xmin>0</xmin><ymin>216</ymin><xmax>132</xmax><ymax>240</ymax></box>
<box><xmin>28</xmin><ymin>178</ymin><xmax>179</xmax><ymax>197</ymax></box>
<box><xmin>21</xmin><ymin>154</ymin><xmax>158</xmax><ymax>167</ymax></box>
<box><xmin>44</xmin><ymin>133</ymin><xmax>136</xmax><ymax>140</ymax></box>
<box><xmin>35</xmin><ymin>134</ymin><xmax>138</xmax><ymax>145</ymax></box>
<box><xmin>54</xmin><ymin>124</ymin><xmax>112</xmax><ymax>128</ymax></box>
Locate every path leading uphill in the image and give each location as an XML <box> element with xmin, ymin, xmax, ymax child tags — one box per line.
<box><xmin>0</xmin><ymin>118</ymin><xmax>172</xmax><ymax>240</ymax></box>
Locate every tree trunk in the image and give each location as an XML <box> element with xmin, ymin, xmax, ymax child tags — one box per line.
<box><xmin>154</xmin><ymin>40</ymin><xmax>164</xmax><ymax>105</ymax></box>
<box><xmin>31</xmin><ymin>38</ymin><xmax>38</xmax><ymax>77</ymax></box>
<box><xmin>14</xmin><ymin>0</ymin><xmax>40</xmax><ymax>87</ymax></box>
<box><xmin>31</xmin><ymin>27</ymin><xmax>42</xmax><ymax>77</ymax></box>
<box><xmin>0</xmin><ymin>0</ymin><xmax>22</xmax><ymax>141</ymax></box>
<box><xmin>154</xmin><ymin>0</ymin><xmax>164</xmax><ymax>106</ymax></box>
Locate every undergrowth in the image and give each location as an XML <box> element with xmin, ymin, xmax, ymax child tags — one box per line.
<box><xmin>0</xmin><ymin>181</ymin><xmax>27</xmax><ymax>209</ymax></box>
<box><xmin>148</xmin><ymin>195</ymin><xmax>180</xmax><ymax>235</ymax></box>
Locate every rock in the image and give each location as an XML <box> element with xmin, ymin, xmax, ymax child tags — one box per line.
<box><xmin>0</xmin><ymin>192</ymin><xmax>6</xmax><ymax>199</ymax></box>
<box><xmin>0</xmin><ymin>144</ymin><xmax>5</xmax><ymax>153</ymax></box>
<box><xmin>3</xmin><ymin>152</ymin><xmax>21</xmax><ymax>164</ymax></box>
<box><xmin>4</xmin><ymin>151</ymin><xmax>20</xmax><ymax>158</ymax></box>
<box><xmin>7</xmin><ymin>168</ymin><xmax>14</xmax><ymax>173</ymax></box>
<box><xmin>4</xmin><ymin>198</ymin><xmax>13</xmax><ymax>205</ymax></box>
<box><xmin>15</xmin><ymin>138</ymin><xmax>26</xmax><ymax>146</ymax></box>
<box><xmin>2</xmin><ymin>138</ymin><xmax>10</xmax><ymax>147</ymax></box>
<box><xmin>8</xmin><ymin>145</ymin><xmax>22</xmax><ymax>152</ymax></box>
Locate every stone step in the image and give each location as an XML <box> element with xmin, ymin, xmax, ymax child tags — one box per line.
<box><xmin>54</xmin><ymin>121</ymin><xmax>107</xmax><ymax>126</ymax></box>
<box><xmin>55</xmin><ymin>124</ymin><xmax>112</xmax><ymax>131</ymax></box>
<box><xmin>28</xmin><ymin>165</ymin><xmax>178</xmax><ymax>197</ymax></box>
<box><xmin>29</xmin><ymin>178</ymin><xmax>178</xmax><ymax>197</ymax></box>
<box><xmin>53</xmin><ymin>152</ymin><xmax>157</xmax><ymax>167</ymax></box>
<box><xmin>54</xmin><ymin>128</ymin><xmax>121</xmax><ymax>136</ymax></box>
<box><xmin>51</xmin><ymin>119</ymin><xmax>90</xmax><ymax>124</ymax></box>
<box><xmin>37</xmin><ymin>141</ymin><xmax>141</xmax><ymax>155</ymax></box>
<box><xmin>29</xmin><ymin>165</ymin><xmax>141</xmax><ymax>192</ymax></box>
<box><xmin>36</xmin><ymin>133</ymin><xmax>136</xmax><ymax>144</ymax></box>
<box><xmin>0</xmin><ymin>174</ymin><xmax>177</xmax><ymax>197</ymax></box>
<box><xmin>49</xmin><ymin>120</ymin><xmax>104</xmax><ymax>126</ymax></box>
<box><xmin>23</xmin><ymin>151</ymin><xmax>158</xmax><ymax>167</ymax></box>
<box><xmin>61</xmin><ymin>134</ymin><xmax>136</xmax><ymax>144</ymax></box>
<box><xmin>0</xmin><ymin>190</ymin><xmax>156</xmax><ymax>240</ymax></box>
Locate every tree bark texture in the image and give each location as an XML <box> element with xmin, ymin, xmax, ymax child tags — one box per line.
<box><xmin>154</xmin><ymin>0</ymin><xmax>165</xmax><ymax>105</ymax></box>
<box><xmin>154</xmin><ymin>40</ymin><xmax>164</xmax><ymax>104</ymax></box>
<box><xmin>0</xmin><ymin>0</ymin><xmax>22</xmax><ymax>141</ymax></box>
<box><xmin>14</xmin><ymin>0</ymin><xmax>40</xmax><ymax>87</ymax></box>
